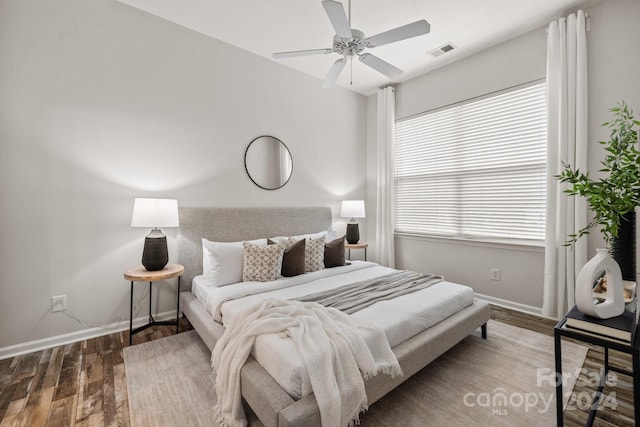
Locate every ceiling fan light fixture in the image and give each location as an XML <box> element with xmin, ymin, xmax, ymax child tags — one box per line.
<box><xmin>273</xmin><ymin>0</ymin><xmax>431</xmax><ymax>88</ymax></box>
<box><xmin>332</xmin><ymin>29</ymin><xmax>365</xmax><ymax>57</ymax></box>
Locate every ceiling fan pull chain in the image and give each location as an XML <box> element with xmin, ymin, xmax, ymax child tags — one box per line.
<box><xmin>350</xmin><ymin>59</ymin><xmax>353</xmax><ymax>85</ymax></box>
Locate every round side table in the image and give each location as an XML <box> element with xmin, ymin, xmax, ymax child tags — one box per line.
<box><xmin>345</xmin><ymin>242</ymin><xmax>368</xmax><ymax>261</ymax></box>
<box><xmin>124</xmin><ymin>263</ymin><xmax>184</xmax><ymax>345</ymax></box>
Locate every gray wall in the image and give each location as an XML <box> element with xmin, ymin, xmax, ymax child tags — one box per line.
<box><xmin>0</xmin><ymin>0</ymin><xmax>366</xmax><ymax>351</ymax></box>
<box><xmin>366</xmin><ymin>0</ymin><xmax>640</xmax><ymax>312</ymax></box>
<box><xmin>585</xmin><ymin>0</ymin><xmax>640</xmax><ymax>252</ymax></box>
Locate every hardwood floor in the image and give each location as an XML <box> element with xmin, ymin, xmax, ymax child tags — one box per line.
<box><xmin>0</xmin><ymin>319</ymin><xmax>192</xmax><ymax>427</ymax></box>
<box><xmin>0</xmin><ymin>308</ymin><xmax>635</xmax><ymax>426</ymax></box>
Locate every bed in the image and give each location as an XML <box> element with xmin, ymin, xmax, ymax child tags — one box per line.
<box><xmin>177</xmin><ymin>206</ymin><xmax>490</xmax><ymax>427</ymax></box>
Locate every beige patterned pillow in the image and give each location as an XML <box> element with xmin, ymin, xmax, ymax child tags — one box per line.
<box><xmin>305</xmin><ymin>236</ymin><xmax>326</xmax><ymax>272</ymax></box>
<box><xmin>242</xmin><ymin>241</ymin><xmax>285</xmax><ymax>282</ymax></box>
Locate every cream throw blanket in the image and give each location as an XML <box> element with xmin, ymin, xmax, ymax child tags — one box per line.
<box><xmin>211</xmin><ymin>298</ymin><xmax>402</xmax><ymax>427</ymax></box>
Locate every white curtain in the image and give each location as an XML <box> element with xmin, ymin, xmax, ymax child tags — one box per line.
<box><xmin>375</xmin><ymin>86</ymin><xmax>396</xmax><ymax>268</ymax></box>
<box><xmin>542</xmin><ymin>10</ymin><xmax>588</xmax><ymax>318</ymax></box>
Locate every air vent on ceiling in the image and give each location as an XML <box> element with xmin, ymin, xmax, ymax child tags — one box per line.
<box><xmin>429</xmin><ymin>43</ymin><xmax>456</xmax><ymax>57</ymax></box>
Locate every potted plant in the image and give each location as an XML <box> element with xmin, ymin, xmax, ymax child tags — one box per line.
<box><xmin>557</xmin><ymin>101</ymin><xmax>640</xmax><ymax>280</ymax></box>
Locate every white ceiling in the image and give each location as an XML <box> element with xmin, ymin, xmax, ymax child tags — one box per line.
<box><xmin>116</xmin><ymin>0</ymin><xmax>591</xmax><ymax>96</ymax></box>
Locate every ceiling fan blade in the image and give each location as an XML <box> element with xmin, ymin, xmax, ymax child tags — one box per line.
<box><xmin>322</xmin><ymin>0</ymin><xmax>352</xmax><ymax>39</ymax></box>
<box><xmin>273</xmin><ymin>48</ymin><xmax>334</xmax><ymax>59</ymax></box>
<box><xmin>321</xmin><ymin>58</ymin><xmax>347</xmax><ymax>89</ymax></box>
<box><xmin>359</xmin><ymin>53</ymin><xmax>403</xmax><ymax>79</ymax></box>
<box><xmin>364</xmin><ymin>20</ymin><xmax>431</xmax><ymax>48</ymax></box>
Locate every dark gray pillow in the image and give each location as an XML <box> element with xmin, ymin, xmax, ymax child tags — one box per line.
<box><xmin>268</xmin><ymin>238</ymin><xmax>306</xmax><ymax>277</ymax></box>
<box><xmin>324</xmin><ymin>235</ymin><xmax>346</xmax><ymax>268</ymax></box>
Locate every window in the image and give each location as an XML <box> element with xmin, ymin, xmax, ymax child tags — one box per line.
<box><xmin>394</xmin><ymin>82</ymin><xmax>546</xmax><ymax>244</ymax></box>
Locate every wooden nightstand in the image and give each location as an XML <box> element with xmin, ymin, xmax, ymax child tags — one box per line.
<box><xmin>345</xmin><ymin>242</ymin><xmax>368</xmax><ymax>261</ymax></box>
<box><xmin>124</xmin><ymin>263</ymin><xmax>184</xmax><ymax>345</ymax></box>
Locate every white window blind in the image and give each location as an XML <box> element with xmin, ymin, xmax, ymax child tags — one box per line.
<box><xmin>394</xmin><ymin>82</ymin><xmax>547</xmax><ymax>243</ymax></box>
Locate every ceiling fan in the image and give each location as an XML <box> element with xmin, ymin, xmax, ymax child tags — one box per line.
<box><xmin>272</xmin><ymin>0</ymin><xmax>431</xmax><ymax>89</ymax></box>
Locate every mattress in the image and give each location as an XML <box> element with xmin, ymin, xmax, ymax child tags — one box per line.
<box><xmin>192</xmin><ymin>261</ymin><xmax>474</xmax><ymax>399</ymax></box>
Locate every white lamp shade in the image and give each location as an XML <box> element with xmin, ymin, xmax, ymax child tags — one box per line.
<box><xmin>131</xmin><ymin>198</ymin><xmax>179</xmax><ymax>228</ymax></box>
<box><xmin>340</xmin><ymin>200</ymin><xmax>366</xmax><ymax>218</ymax></box>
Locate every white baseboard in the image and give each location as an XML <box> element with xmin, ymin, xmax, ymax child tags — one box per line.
<box><xmin>0</xmin><ymin>310</ymin><xmax>178</xmax><ymax>360</ymax></box>
<box><xmin>474</xmin><ymin>293</ymin><xmax>555</xmax><ymax>320</ymax></box>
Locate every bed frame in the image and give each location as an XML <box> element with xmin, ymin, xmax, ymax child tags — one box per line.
<box><xmin>177</xmin><ymin>206</ymin><xmax>490</xmax><ymax>427</ymax></box>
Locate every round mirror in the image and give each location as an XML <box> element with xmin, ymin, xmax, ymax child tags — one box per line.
<box><xmin>244</xmin><ymin>135</ymin><xmax>293</xmax><ymax>190</ymax></box>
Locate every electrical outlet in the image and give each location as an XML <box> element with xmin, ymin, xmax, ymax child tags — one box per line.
<box><xmin>490</xmin><ymin>268</ymin><xmax>501</xmax><ymax>281</ymax></box>
<box><xmin>51</xmin><ymin>295</ymin><xmax>66</xmax><ymax>312</ymax></box>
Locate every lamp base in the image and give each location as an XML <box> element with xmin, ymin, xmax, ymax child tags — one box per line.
<box><xmin>142</xmin><ymin>229</ymin><xmax>168</xmax><ymax>271</ymax></box>
<box><xmin>346</xmin><ymin>223</ymin><xmax>360</xmax><ymax>244</ymax></box>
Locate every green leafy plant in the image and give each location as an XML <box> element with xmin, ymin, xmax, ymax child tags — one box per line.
<box><xmin>557</xmin><ymin>101</ymin><xmax>640</xmax><ymax>246</ymax></box>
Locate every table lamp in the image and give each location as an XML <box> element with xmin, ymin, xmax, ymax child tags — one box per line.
<box><xmin>341</xmin><ymin>200</ymin><xmax>365</xmax><ymax>244</ymax></box>
<box><xmin>131</xmin><ymin>198</ymin><xmax>179</xmax><ymax>271</ymax></box>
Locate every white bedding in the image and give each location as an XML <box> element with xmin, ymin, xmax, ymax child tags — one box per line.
<box><xmin>192</xmin><ymin>261</ymin><xmax>474</xmax><ymax>399</ymax></box>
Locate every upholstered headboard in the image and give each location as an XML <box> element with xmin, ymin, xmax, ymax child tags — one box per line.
<box><xmin>176</xmin><ymin>206</ymin><xmax>333</xmax><ymax>289</ymax></box>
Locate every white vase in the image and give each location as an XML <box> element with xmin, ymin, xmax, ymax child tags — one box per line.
<box><xmin>575</xmin><ymin>248</ymin><xmax>625</xmax><ymax>319</ymax></box>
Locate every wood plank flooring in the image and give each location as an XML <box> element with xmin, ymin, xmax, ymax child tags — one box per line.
<box><xmin>0</xmin><ymin>319</ymin><xmax>192</xmax><ymax>427</ymax></box>
<box><xmin>0</xmin><ymin>307</ymin><xmax>635</xmax><ymax>426</ymax></box>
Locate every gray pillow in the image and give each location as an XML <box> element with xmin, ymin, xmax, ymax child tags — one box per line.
<box><xmin>268</xmin><ymin>238</ymin><xmax>306</xmax><ymax>277</ymax></box>
<box><xmin>324</xmin><ymin>235</ymin><xmax>346</xmax><ymax>268</ymax></box>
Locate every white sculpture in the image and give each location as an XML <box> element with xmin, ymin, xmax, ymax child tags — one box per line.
<box><xmin>575</xmin><ymin>248</ymin><xmax>625</xmax><ymax>319</ymax></box>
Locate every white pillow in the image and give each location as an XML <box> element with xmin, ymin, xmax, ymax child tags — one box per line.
<box><xmin>269</xmin><ymin>231</ymin><xmax>328</xmax><ymax>243</ymax></box>
<box><xmin>267</xmin><ymin>236</ymin><xmax>289</xmax><ymax>245</ymax></box>
<box><xmin>202</xmin><ymin>238</ymin><xmax>267</xmax><ymax>286</ymax></box>
<box><xmin>324</xmin><ymin>230</ymin><xmax>337</xmax><ymax>242</ymax></box>
<box><xmin>295</xmin><ymin>231</ymin><xmax>327</xmax><ymax>240</ymax></box>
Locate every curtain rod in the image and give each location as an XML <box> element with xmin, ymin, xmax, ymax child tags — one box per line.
<box><xmin>546</xmin><ymin>11</ymin><xmax>590</xmax><ymax>33</ymax></box>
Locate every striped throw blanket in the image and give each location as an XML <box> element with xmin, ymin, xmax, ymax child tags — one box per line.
<box><xmin>297</xmin><ymin>270</ymin><xmax>443</xmax><ymax>314</ymax></box>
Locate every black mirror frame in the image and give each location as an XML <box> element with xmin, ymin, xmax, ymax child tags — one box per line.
<box><xmin>244</xmin><ymin>135</ymin><xmax>293</xmax><ymax>190</ymax></box>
